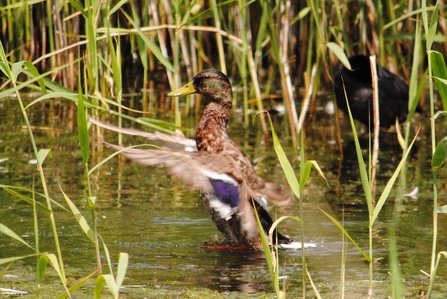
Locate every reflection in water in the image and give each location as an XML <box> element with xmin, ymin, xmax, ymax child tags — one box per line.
<box><xmin>191</xmin><ymin>249</ymin><xmax>270</xmax><ymax>293</ymax></box>
<box><xmin>0</xmin><ymin>97</ymin><xmax>446</xmax><ymax>297</ymax></box>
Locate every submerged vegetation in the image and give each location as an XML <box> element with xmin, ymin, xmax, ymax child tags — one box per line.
<box><xmin>0</xmin><ymin>0</ymin><xmax>447</xmax><ymax>298</ymax></box>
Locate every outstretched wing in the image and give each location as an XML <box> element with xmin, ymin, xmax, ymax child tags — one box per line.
<box><xmin>104</xmin><ymin>141</ymin><xmax>292</xmax><ymax>239</ymax></box>
<box><xmin>105</xmin><ymin>141</ymin><xmax>247</xmax><ymax>221</ymax></box>
<box><xmin>90</xmin><ymin>117</ymin><xmax>197</xmax><ymax>151</ymax></box>
<box><xmin>104</xmin><ymin>142</ymin><xmax>239</xmax><ymax>193</ymax></box>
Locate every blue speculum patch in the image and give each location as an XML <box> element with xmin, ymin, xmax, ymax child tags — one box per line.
<box><xmin>209</xmin><ymin>179</ymin><xmax>240</xmax><ymax>207</ymax></box>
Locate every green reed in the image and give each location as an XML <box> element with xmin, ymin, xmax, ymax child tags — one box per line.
<box><xmin>256</xmin><ymin>116</ymin><xmax>327</xmax><ymax>298</ymax></box>
<box><xmin>1</xmin><ymin>0</ymin><xmax>442</xmax><ymax>139</ymax></box>
<box><xmin>0</xmin><ymin>41</ymin><xmax>71</xmax><ymax>296</ymax></box>
<box><xmin>346</xmin><ymin>87</ymin><xmax>419</xmax><ymax>297</ymax></box>
<box><xmin>423</xmin><ymin>1</ymin><xmax>447</xmax><ymax>297</ymax></box>
<box><xmin>261</xmin><ymin>53</ymin><xmax>420</xmax><ymax>297</ymax></box>
<box><xmin>0</xmin><ymin>40</ymin><xmax>135</xmax><ymax>298</ymax></box>
<box><xmin>258</xmin><ymin>2</ymin><xmax>443</xmax><ymax>296</ymax></box>
<box><xmin>0</xmin><ymin>1</ymin><xmax>134</xmax><ymax>294</ymax></box>
<box><xmin>1</xmin><ymin>0</ymin><xmax>447</xmax><ymax>297</ymax></box>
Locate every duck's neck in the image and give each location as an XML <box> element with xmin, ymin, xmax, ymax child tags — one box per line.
<box><xmin>196</xmin><ymin>101</ymin><xmax>232</xmax><ymax>154</ymax></box>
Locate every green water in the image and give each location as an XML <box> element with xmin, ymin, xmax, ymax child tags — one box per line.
<box><xmin>0</xmin><ymin>96</ymin><xmax>446</xmax><ymax>298</ymax></box>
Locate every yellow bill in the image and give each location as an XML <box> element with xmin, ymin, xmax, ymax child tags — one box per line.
<box><xmin>167</xmin><ymin>81</ymin><xmax>196</xmax><ymax>97</ymax></box>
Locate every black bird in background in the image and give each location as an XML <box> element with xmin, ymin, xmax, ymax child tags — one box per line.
<box><xmin>333</xmin><ymin>55</ymin><xmax>421</xmax><ymax>129</ymax></box>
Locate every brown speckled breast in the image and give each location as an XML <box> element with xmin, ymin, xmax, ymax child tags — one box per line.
<box><xmin>195</xmin><ymin>101</ymin><xmax>232</xmax><ymax>154</ymax></box>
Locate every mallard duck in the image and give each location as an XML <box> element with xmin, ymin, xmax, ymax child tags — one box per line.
<box><xmin>333</xmin><ymin>55</ymin><xmax>420</xmax><ymax>129</ymax></box>
<box><xmin>102</xmin><ymin>69</ymin><xmax>299</xmax><ymax>249</ymax></box>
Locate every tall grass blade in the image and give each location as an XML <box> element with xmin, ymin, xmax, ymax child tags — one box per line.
<box><xmin>422</xmin><ymin>0</ymin><xmax>440</xmax><ymax>276</ymax></box>
<box><xmin>94</xmin><ymin>241</ymin><xmax>127</xmax><ymax>298</ymax></box>
<box><xmin>370</xmin><ymin>129</ymin><xmax>420</xmax><ymax>225</ymax></box>
<box><xmin>319</xmin><ymin>208</ymin><xmax>371</xmax><ymax>261</ymax></box>
<box><xmin>300</xmin><ymin>160</ymin><xmax>327</xmax><ymax>194</ymax></box>
<box><xmin>109</xmin><ymin>0</ymin><xmax>127</xmax><ymax>16</ymax></box>
<box><xmin>77</xmin><ymin>91</ymin><xmax>90</xmax><ymax>164</ymax></box>
<box><xmin>431</xmin><ymin>51</ymin><xmax>447</xmax><ymax>110</ymax></box>
<box><xmin>22</xmin><ymin>61</ymin><xmax>47</xmax><ymax>94</ymax></box>
<box><xmin>0</xmin><ymin>255</ymin><xmax>37</xmax><ymax>265</ymax></box>
<box><xmin>253</xmin><ymin>202</ymin><xmax>279</xmax><ymax>295</ymax></box>
<box><xmin>2</xmin><ymin>187</ymin><xmax>52</xmax><ymax>213</ymax></box>
<box><xmin>388</xmin><ymin>226</ymin><xmax>403</xmax><ymax>298</ymax></box>
<box><xmin>88</xmin><ymin>148</ymin><xmax>126</xmax><ymax>176</ymax></box>
<box><xmin>100</xmin><ymin>235</ymin><xmax>114</xmax><ymax>276</ymax></box>
<box><xmin>210</xmin><ymin>0</ymin><xmax>226</xmax><ymax>73</ymax></box>
<box><xmin>36</xmin><ymin>149</ymin><xmax>51</xmax><ymax>165</ymax></box>
<box><xmin>426</xmin><ymin>251</ymin><xmax>447</xmax><ymax>298</ymax></box>
<box><xmin>339</xmin><ymin>212</ymin><xmax>347</xmax><ymax>299</ymax></box>
<box><xmin>94</xmin><ymin>275</ymin><xmax>110</xmax><ymax>299</ymax></box>
<box><xmin>268</xmin><ymin>116</ymin><xmax>300</xmax><ymax>199</ymax></box>
<box><xmin>116</xmin><ymin>253</ymin><xmax>129</xmax><ymax>289</ymax></box>
<box><xmin>0</xmin><ymin>224</ymin><xmax>35</xmax><ymax>251</ymax></box>
<box><xmin>432</xmin><ymin>137</ymin><xmax>447</xmax><ymax>169</ymax></box>
<box><xmin>327</xmin><ymin>42</ymin><xmax>351</xmax><ymax>69</ymax></box>
<box><xmin>101</xmin><ymin>274</ymin><xmax>119</xmax><ymax>298</ymax></box>
<box><xmin>306</xmin><ymin>268</ymin><xmax>323</xmax><ymax>299</ymax></box>
<box><xmin>427</xmin><ymin>5</ymin><xmax>439</xmax><ymax>50</ymax></box>
<box><xmin>0</xmin><ymin>260</ymin><xmax>14</xmax><ymax>277</ymax></box>
<box><xmin>85</xmin><ymin>0</ymin><xmax>98</xmax><ymax>89</ymax></box>
<box><xmin>44</xmin><ymin>253</ymin><xmax>69</xmax><ymax>290</ymax></box>
<box><xmin>382</xmin><ymin>7</ymin><xmax>432</xmax><ymax>31</ymax></box>
<box><xmin>36</xmin><ymin>254</ymin><xmax>48</xmax><ymax>284</ymax></box>
<box><xmin>343</xmin><ymin>88</ymin><xmax>373</xmax><ymax>214</ymax></box>
<box><xmin>0</xmin><ymin>61</ymin><xmax>12</xmax><ymax>79</ymax></box>
<box><xmin>56</xmin><ymin>270</ymin><xmax>99</xmax><ymax>299</ymax></box>
<box><xmin>268</xmin><ymin>216</ymin><xmax>302</xmax><ymax>245</ymax></box>
<box><xmin>67</xmin><ymin>0</ymin><xmax>87</xmax><ymax>17</ymax></box>
<box><xmin>11</xmin><ymin>61</ymin><xmax>25</xmax><ymax>81</ymax></box>
<box><xmin>407</xmin><ymin>18</ymin><xmax>423</xmax><ymax>131</ymax></box>
<box><xmin>61</xmin><ymin>187</ymin><xmax>96</xmax><ymax>243</ymax></box>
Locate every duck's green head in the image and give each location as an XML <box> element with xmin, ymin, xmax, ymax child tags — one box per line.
<box><xmin>168</xmin><ymin>69</ymin><xmax>232</xmax><ymax>101</ymax></box>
